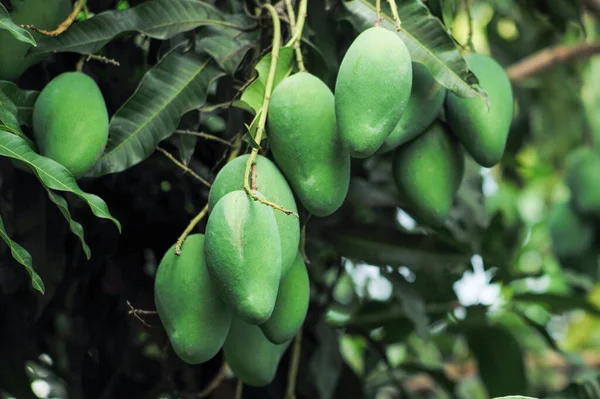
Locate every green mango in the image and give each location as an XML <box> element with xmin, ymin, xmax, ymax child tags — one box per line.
<box><xmin>33</xmin><ymin>72</ymin><xmax>109</xmax><ymax>178</ymax></box>
<box><xmin>378</xmin><ymin>63</ymin><xmax>446</xmax><ymax>154</ymax></box>
<box><xmin>268</xmin><ymin>72</ymin><xmax>350</xmax><ymax>217</ymax></box>
<box><xmin>224</xmin><ymin>317</ymin><xmax>290</xmax><ymax>387</ymax></box>
<box><xmin>154</xmin><ymin>234</ymin><xmax>232</xmax><ymax>364</ymax></box>
<box><xmin>261</xmin><ymin>252</ymin><xmax>309</xmax><ymax>344</ymax></box>
<box><xmin>0</xmin><ymin>0</ymin><xmax>72</xmax><ymax>82</ymax></box>
<box><xmin>566</xmin><ymin>148</ymin><xmax>600</xmax><ymax>214</ymax></box>
<box><xmin>204</xmin><ymin>190</ymin><xmax>282</xmax><ymax>324</ymax></box>
<box><xmin>335</xmin><ymin>27</ymin><xmax>413</xmax><ymax>158</ymax></box>
<box><xmin>445</xmin><ymin>53</ymin><xmax>514</xmax><ymax>167</ymax></box>
<box><xmin>548</xmin><ymin>202</ymin><xmax>595</xmax><ymax>259</ymax></box>
<box><xmin>392</xmin><ymin>122</ymin><xmax>464</xmax><ymax>226</ymax></box>
<box><xmin>208</xmin><ymin>155</ymin><xmax>299</xmax><ymax>276</ymax></box>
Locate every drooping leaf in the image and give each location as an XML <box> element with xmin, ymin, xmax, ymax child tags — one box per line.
<box><xmin>30</xmin><ymin>0</ymin><xmax>249</xmax><ymax>56</ymax></box>
<box><xmin>0</xmin><ymin>3</ymin><xmax>36</xmax><ymax>46</ymax></box>
<box><xmin>513</xmin><ymin>293</ymin><xmax>600</xmax><ymax>317</ymax></box>
<box><xmin>0</xmin><ymin>81</ymin><xmax>39</xmax><ymax>126</ymax></box>
<box><xmin>196</xmin><ymin>24</ymin><xmax>259</xmax><ymax>75</ymax></box>
<box><xmin>0</xmin><ymin>130</ymin><xmax>121</xmax><ymax>231</ymax></box>
<box><xmin>341</xmin><ymin>0</ymin><xmax>486</xmax><ymax>99</ymax></box>
<box><xmin>45</xmin><ymin>189</ymin><xmax>91</xmax><ymax>260</ymax></box>
<box><xmin>240</xmin><ymin>46</ymin><xmax>295</xmax><ymax>113</ymax></box>
<box><xmin>0</xmin><ymin>212</ymin><xmax>44</xmax><ymax>294</ymax></box>
<box><xmin>88</xmin><ymin>49</ymin><xmax>224</xmax><ymax>176</ymax></box>
<box><xmin>0</xmin><ymin>91</ymin><xmax>35</xmax><ymax>147</ymax></box>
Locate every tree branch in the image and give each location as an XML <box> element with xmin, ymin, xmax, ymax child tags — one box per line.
<box><xmin>582</xmin><ymin>0</ymin><xmax>600</xmax><ymax>18</ymax></box>
<box><xmin>507</xmin><ymin>42</ymin><xmax>600</xmax><ymax>82</ymax></box>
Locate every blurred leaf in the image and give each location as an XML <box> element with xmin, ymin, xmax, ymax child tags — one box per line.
<box><xmin>240</xmin><ymin>46</ymin><xmax>295</xmax><ymax>113</ymax></box>
<box><xmin>31</xmin><ymin>0</ymin><xmax>249</xmax><ymax>56</ymax></box>
<box><xmin>466</xmin><ymin>325</ymin><xmax>528</xmax><ymax>397</ymax></box>
<box><xmin>0</xmin><ymin>81</ymin><xmax>39</xmax><ymax>127</ymax></box>
<box><xmin>0</xmin><ymin>3</ymin><xmax>36</xmax><ymax>45</ymax></box>
<box><xmin>88</xmin><ymin>49</ymin><xmax>224</xmax><ymax>176</ymax></box>
<box><xmin>342</xmin><ymin>0</ymin><xmax>485</xmax><ymax>99</ymax></box>
<box><xmin>0</xmin><ymin>130</ymin><xmax>121</xmax><ymax>232</ymax></box>
<box><xmin>310</xmin><ymin>324</ymin><xmax>343</xmax><ymax>399</ymax></box>
<box><xmin>0</xmin><ymin>92</ymin><xmax>35</xmax><ymax>147</ymax></box>
<box><xmin>334</xmin><ymin>361</ymin><xmax>367</xmax><ymax>399</ymax></box>
<box><xmin>514</xmin><ymin>293</ymin><xmax>600</xmax><ymax>317</ymax></box>
<box><xmin>45</xmin><ymin>189</ymin><xmax>91</xmax><ymax>260</ymax></box>
<box><xmin>493</xmin><ymin>397</ymin><xmax>538</xmax><ymax>399</ymax></box>
<box><xmin>387</xmin><ymin>274</ymin><xmax>429</xmax><ymax>338</ymax></box>
<box><xmin>0</xmin><ymin>212</ymin><xmax>43</xmax><ymax>294</ymax></box>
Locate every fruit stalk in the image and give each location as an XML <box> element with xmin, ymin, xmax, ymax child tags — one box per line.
<box><xmin>375</xmin><ymin>0</ymin><xmax>382</xmax><ymax>26</ymax></box>
<box><xmin>284</xmin><ymin>0</ymin><xmax>307</xmax><ymax>48</ymax></box>
<box><xmin>22</xmin><ymin>0</ymin><xmax>86</xmax><ymax>36</ymax></box>
<box><xmin>243</xmin><ymin>4</ymin><xmax>299</xmax><ymax>218</ymax></box>
<box><xmin>174</xmin><ymin>204</ymin><xmax>209</xmax><ymax>256</ymax></box>
<box><xmin>284</xmin><ymin>0</ymin><xmax>306</xmax><ymax>72</ymax></box>
<box><xmin>386</xmin><ymin>0</ymin><xmax>401</xmax><ymax>31</ymax></box>
<box><xmin>285</xmin><ymin>329</ymin><xmax>303</xmax><ymax>399</ymax></box>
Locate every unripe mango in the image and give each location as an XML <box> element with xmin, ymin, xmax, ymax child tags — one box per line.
<box><xmin>204</xmin><ymin>190</ymin><xmax>281</xmax><ymax>324</ymax></box>
<box><xmin>261</xmin><ymin>252</ymin><xmax>309</xmax><ymax>344</ymax></box>
<box><xmin>566</xmin><ymin>148</ymin><xmax>600</xmax><ymax>214</ymax></box>
<box><xmin>548</xmin><ymin>202</ymin><xmax>595</xmax><ymax>259</ymax></box>
<box><xmin>268</xmin><ymin>72</ymin><xmax>350</xmax><ymax>217</ymax></box>
<box><xmin>224</xmin><ymin>318</ymin><xmax>290</xmax><ymax>387</ymax></box>
<box><xmin>154</xmin><ymin>234</ymin><xmax>232</xmax><ymax>364</ymax></box>
<box><xmin>208</xmin><ymin>155</ymin><xmax>299</xmax><ymax>276</ymax></box>
<box><xmin>445</xmin><ymin>53</ymin><xmax>514</xmax><ymax>167</ymax></box>
<box><xmin>392</xmin><ymin>122</ymin><xmax>464</xmax><ymax>226</ymax></box>
<box><xmin>335</xmin><ymin>27</ymin><xmax>413</xmax><ymax>158</ymax></box>
<box><xmin>0</xmin><ymin>0</ymin><xmax>72</xmax><ymax>81</ymax></box>
<box><xmin>378</xmin><ymin>63</ymin><xmax>446</xmax><ymax>154</ymax></box>
<box><xmin>33</xmin><ymin>72</ymin><xmax>109</xmax><ymax>178</ymax></box>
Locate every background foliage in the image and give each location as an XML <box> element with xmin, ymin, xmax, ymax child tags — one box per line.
<box><xmin>3</xmin><ymin>0</ymin><xmax>600</xmax><ymax>398</ymax></box>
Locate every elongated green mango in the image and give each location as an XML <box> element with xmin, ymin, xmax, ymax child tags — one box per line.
<box><xmin>445</xmin><ymin>53</ymin><xmax>514</xmax><ymax>167</ymax></box>
<box><xmin>204</xmin><ymin>190</ymin><xmax>282</xmax><ymax>324</ymax></box>
<box><xmin>0</xmin><ymin>0</ymin><xmax>72</xmax><ymax>81</ymax></box>
<box><xmin>566</xmin><ymin>148</ymin><xmax>600</xmax><ymax>214</ymax></box>
<box><xmin>261</xmin><ymin>252</ymin><xmax>309</xmax><ymax>344</ymax></box>
<box><xmin>208</xmin><ymin>155</ymin><xmax>299</xmax><ymax>276</ymax></box>
<box><xmin>335</xmin><ymin>27</ymin><xmax>413</xmax><ymax>158</ymax></box>
<box><xmin>33</xmin><ymin>72</ymin><xmax>109</xmax><ymax>178</ymax></box>
<box><xmin>548</xmin><ymin>202</ymin><xmax>595</xmax><ymax>259</ymax></box>
<box><xmin>268</xmin><ymin>72</ymin><xmax>350</xmax><ymax>217</ymax></box>
<box><xmin>392</xmin><ymin>122</ymin><xmax>464</xmax><ymax>226</ymax></box>
<box><xmin>224</xmin><ymin>318</ymin><xmax>290</xmax><ymax>387</ymax></box>
<box><xmin>378</xmin><ymin>63</ymin><xmax>446</xmax><ymax>154</ymax></box>
<box><xmin>154</xmin><ymin>234</ymin><xmax>232</xmax><ymax>364</ymax></box>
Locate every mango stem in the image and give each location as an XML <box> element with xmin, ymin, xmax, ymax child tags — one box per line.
<box><xmin>174</xmin><ymin>204</ymin><xmax>209</xmax><ymax>256</ymax></box>
<box><xmin>243</xmin><ymin>4</ymin><xmax>299</xmax><ymax>219</ymax></box>
<box><xmin>285</xmin><ymin>329</ymin><xmax>303</xmax><ymax>399</ymax></box>
<box><xmin>386</xmin><ymin>0</ymin><xmax>402</xmax><ymax>31</ymax></box>
<box><xmin>284</xmin><ymin>0</ymin><xmax>307</xmax><ymax>72</ymax></box>
<box><xmin>22</xmin><ymin>0</ymin><xmax>86</xmax><ymax>36</ymax></box>
<box><xmin>375</xmin><ymin>0</ymin><xmax>382</xmax><ymax>26</ymax></box>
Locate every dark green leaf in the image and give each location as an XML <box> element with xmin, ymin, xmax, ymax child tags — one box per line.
<box><xmin>0</xmin><ymin>3</ymin><xmax>36</xmax><ymax>46</ymax></box>
<box><xmin>513</xmin><ymin>293</ymin><xmax>600</xmax><ymax>317</ymax></box>
<box><xmin>0</xmin><ymin>91</ymin><xmax>35</xmax><ymax>147</ymax></box>
<box><xmin>88</xmin><ymin>49</ymin><xmax>224</xmax><ymax>176</ymax></box>
<box><xmin>45</xmin><ymin>189</ymin><xmax>91</xmax><ymax>260</ymax></box>
<box><xmin>196</xmin><ymin>24</ymin><xmax>259</xmax><ymax>74</ymax></box>
<box><xmin>0</xmin><ymin>130</ymin><xmax>121</xmax><ymax>232</ymax></box>
<box><xmin>310</xmin><ymin>324</ymin><xmax>343</xmax><ymax>399</ymax></box>
<box><xmin>342</xmin><ymin>0</ymin><xmax>486</xmax><ymax>99</ymax></box>
<box><xmin>31</xmin><ymin>0</ymin><xmax>248</xmax><ymax>56</ymax></box>
<box><xmin>387</xmin><ymin>274</ymin><xmax>429</xmax><ymax>337</ymax></box>
<box><xmin>0</xmin><ymin>212</ymin><xmax>43</xmax><ymax>294</ymax></box>
<box><xmin>0</xmin><ymin>81</ymin><xmax>39</xmax><ymax>126</ymax></box>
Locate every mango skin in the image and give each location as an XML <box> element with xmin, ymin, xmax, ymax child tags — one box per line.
<box><xmin>204</xmin><ymin>190</ymin><xmax>282</xmax><ymax>324</ymax></box>
<box><xmin>378</xmin><ymin>63</ymin><xmax>446</xmax><ymax>154</ymax></box>
<box><xmin>445</xmin><ymin>53</ymin><xmax>514</xmax><ymax>167</ymax></box>
<box><xmin>154</xmin><ymin>234</ymin><xmax>232</xmax><ymax>364</ymax></box>
<box><xmin>268</xmin><ymin>72</ymin><xmax>351</xmax><ymax>217</ymax></box>
<box><xmin>33</xmin><ymin>72</ymin><xmax>109</xmax><ymax>178</ymax></box>
<box><xmin>392</xmin><ymin>122</ymin><xmax>464</xmax><ymax>226</ymax></box>
<box><xmin>548</xmin><ymin>202</ymin><xmax>595</xmax><ymax>259</ymax></box>
<box><xmin>566</xmin><ymin>148</ymin><xmax>600</xmax><ymax>214</ymax></box>
<box><xmin>0</xmin><ymin>0</ymin><xmax>72</xmax><ymax>81</ymax></box>
<box><xmin>208</xmin><ymin>155</ymin><xmax>299</xmax><ymax>276</ymax></box>
<box><xmin>261</xmin><ymin>252</ymin><xmax>309</xmax><ymax>344</ymax></box>
<box><xmin>224</xmin><ymin>318</ymin><xmax>290</xmax><ymax>387</ymax></box>
<box><xmin>335</xmin><ymin>27</ymin><xmax>413</xmax><ymax>158</ymax></box>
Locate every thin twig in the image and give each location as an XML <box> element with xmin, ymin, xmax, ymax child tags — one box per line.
<box><xmin>175</xmin><ymin>130</ymin><xmax>233</xmax><ymax>147</ymax></box>
<box><xmin>22</xmin><ymin>0</ymin><xmax>86</xmax><ymax>36</ymax></box>
<box><xmin>386</xmin><ymin>0</ymin><xmax>402</xmax><ymax>31</ymax></box>
<box><xmin>126</xmin><ymin>300</ymin><xmax>157</xmax><ymax>328</ymax></box>
<box><xmin>198</xmin><ymin>361</ymin><xmax>228</xmax><ymax>398</ymax></box>
<box><xmin>156</xmin><ymin>147</ymin><xmax>211</xmax><ymax>188</ymax></box>
<box><xmin>235</xmin><ymin>380</ymin><xmax>243</xmax><ymax>399</ymax></box>
<box><xmin>174</xmin><ymin>204</ymin><xmax>209</xmax><ymax>256</ymax></box>
<box><xmin>87</xmin><ymin>54</ymin><xmax>120</xmax><ymax>66</ymax></box>
<box><xmin>375</xmin><ymin>0</ymin><xmax>382</xmax><ymax>26</ymax></box>
<box><xmin>506</xmin><ymin>42</ymin><xmax>600</xmax><ymax>82</ymax></box>
<box><xmin>285</xmin><ymin>329</ymin><xmax>303</xmax><ymax>399</ymax></box>
<box><xmin>284</xmin><ymin>0</ymin><xmax>306</xmax><ymax>71</ymax></box>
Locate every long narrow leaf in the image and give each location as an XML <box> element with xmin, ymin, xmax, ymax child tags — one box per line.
<box><xmin>0</xmin><ymin>81</ymin><xmax>39</xmax><ymax>126</ymax></box>
<box><xmin>0</xmin><ymin>91</ymin><xmax>35</xmax><ymax>147</ymax></box>
<box><xmin>0</xmin><ymin>3</ymin><xmax>36</xmax><ymax>46</ymax></box>
<box><xmin>45</xmin><ymin>189</ymin><xmax>91</xmax><ymax>259</ymax></box>
<box><xmin>0</xmin><ymin>130</ymin><xmax>121</xmax><ymax>232</ymax></box>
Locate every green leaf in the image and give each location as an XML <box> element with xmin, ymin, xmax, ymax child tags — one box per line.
<box><xmin>30</xmin><ymin>0</ymin><xmax>248</xmax><ymax>56</ymax></box>
<box><xmin>0</xmin><ymin>130</ymin><xmax>121</xmax><ymax>232</ymax></box>
<box><xmin>466</xmin><ymin>326</ymin><xmax>527</xmax><ymax>397</ymax></box>
<box><xmin>45</xmin><ymin>189</ymin><xmax>91</xmax><ymax>260</ymax></box>
<box><xmin>196</xmin><ymin>24</ymin><xmax>259</xmax><ymax>75</ymax></box>
<box><xmin>493</xmin><ymin>397</ymin><xmax>538</xmax><ymax>399</ymax></box>
<box><xmin>0</xmin><ymin>91</ymin><xmax>35</xmax><ymax>147</ymax></box>
<box><xmin>88</xmin><ymin>49</ymin><xmax>224</xmax><ymax>176</ymax></box>
<box><xmin>0</xmin><ymin>81</ymin><xmax>39</xmax><ymax>126</ymax></box>
<box><xmin>513</xmin><ymin>293</ymin><xmax>600</xmax><ymax>317</ymax></box>
<box><xmin>0</xmin><ymin>212</ymin><xmax>44</xmax><ymax>294</ymax></box>
<box><xmin>342</xmin><ymin>0</ymin><xmax>486</xmax><ymax>99</ymax></box>
<box><xmin>0</xmin><ymin>3</ymin><xmax>36</xmax><ymax>46</ymax></box>
<box><xmin>240</xmin><ymin>46</ymin><xmax>295</xmax><ymax>113</ymax></box>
